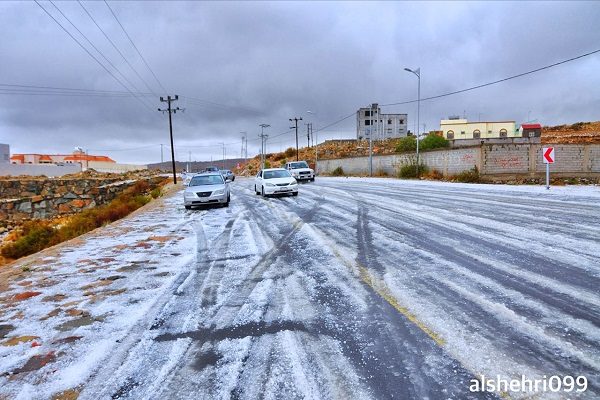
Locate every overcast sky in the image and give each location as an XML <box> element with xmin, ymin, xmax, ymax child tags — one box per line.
<box><xmin>1</xmin><ymin>1</ymin><xmax>599</xmax><ymax>164</ymax></box>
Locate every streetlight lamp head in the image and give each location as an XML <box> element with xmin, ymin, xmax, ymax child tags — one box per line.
<box><xmin>404</xmin><ymin>68</ymin><xmax>412</xmax><ymax>72</ymax></box>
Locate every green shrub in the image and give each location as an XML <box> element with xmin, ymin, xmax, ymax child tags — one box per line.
<box><xmin>150</xmin><ymin>187</ymin><xmax>162</xmax><ymax>199</ymax></box>
<box><xmin>0</xmin><ymin>222</ymin><xmax>56</xmax><ymax>259</ymax></box>
<box><xmin>399</xmin><ymin>163</ymin><xmax>429</xmax><ymax>178</ymax></box>
<box><xmin>420</xmin><ymin>135</ymin><xmax>449</xmax><ymax>150</ymax></box>
<box><xmin>264</xmin><ymin>160</ymin><xmax>271</xmax><ymax>168</ymax></box>
<box><xmin>331</xmin><ymin>166</ymin><xmax>344</xmax><ymax>176</ymax></box>
<box><xmin>284</xmin><ymin>147</ymin><xmax>296</xmax><ymax>157</ymax></box>
<box><xmin>395</xmin><ymin>136</ymin><xmax>416</xmax><ymax>152</ymax></box>
<box><xmin>453</xmin><ymin>166</ymin><xmax>480</xmax><ymax>183</ymax></box>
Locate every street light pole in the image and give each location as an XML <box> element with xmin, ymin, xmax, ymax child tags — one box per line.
<box><xmin>404</xmin><ymin>68</ymin><xmax>421</xmax><ymax>178</ymax></box>
<box><xmin>289</xmin><ymin>117</ymin><xmax>303</xmax><ymax>161</ymax></box>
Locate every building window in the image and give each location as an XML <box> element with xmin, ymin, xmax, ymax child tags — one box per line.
<box><xmin>488</xmin><ymin>130</ymin><xmax>492</xmax><ymax>134</ymax></box>
<box><xmin>447</xmin><ymin>130</ymin><xmax>454</xmax><ymax>139</ymax></box>
<box><xmin>461</xmin><ymin>131</ymin><xmax>465</xmax><ymax>135</ymax></box>
<box><xmin>365</xmin><ymin>120</ymin><xmax>371</xmax><ymax>126</ymax></box>
<box><xmin>528</xmin><ymin>132</ymin><xmax>535</xmax><ymax>138</ymax></box>
<box><xmin>399</xmin><ymin>119</ymin><xmax>404</xmax><ymax>124</ymax></box>
<box><xmin>388</xmin><ymin>119</ymin><xmax>392</xmax><ymax>125</ymax></box>
<box><xmin>500</xmin><ymin>128</ymin><xmax>508</xmax><ymax>138</ymax></box>
<box><xmin>364</xmin><ymin>110</ymin><xmax>371</xmax><ymax>117</ymax></box>
<box><xmin>473</xmin><ymin>129</ymin><xmax>481</xmax><ymax>139</ymax></box>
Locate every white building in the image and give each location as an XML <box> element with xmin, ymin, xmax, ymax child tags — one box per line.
<box><xmin>357</xmin><ymin>104</ymin><xmax>408</xmax><ymax>140</ymax></box>
<box><xmin>0</xmin><ymin>144</ymin><xmax>8</xmax><ymax>163</ymax></box>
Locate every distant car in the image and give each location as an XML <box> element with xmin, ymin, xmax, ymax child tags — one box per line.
<box><xmin>220</xmin><ymin>169</ymin><xmax>235</xmax><ymax>181</ymax></box>
<box><xmin>285</xmin><ymin>161</ymin><xmax>315</xmax><ymax>182</ymax></box>
<box><xmin>204</xmin><ymin>166</ymin><xmax>220</xmax><ymax>173</ymax></box>
<box><xmin>254</xmin><ymin>168</ymin><xmax>298</xmax><ymax>197</ymax></box>
<box><xmin>184</xmin><ymin>173</ymin><xmax>230</xmax><ymax>209</ymax></box>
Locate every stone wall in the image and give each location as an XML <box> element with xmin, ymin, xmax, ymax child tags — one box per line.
<box><xmin>0</xmin><ymin>177</ymin><xmax>164</xmax><ymax>222</ymax></box>
<box><xmin>317</xmin><ymin>143</ymin><xmax>600</xmax><ymax>178</ymax></box>
<box><xmin>0</xmin><ymin>178</ymin><xmax>125</xmax><ymax>199</ymax></box>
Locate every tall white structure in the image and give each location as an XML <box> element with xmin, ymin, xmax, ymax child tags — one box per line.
<box><xmin>356</xmin><ymin>104</ymin><xmax>408</xmax><ymax>140</ymax></box>
<box><xmin>0</xmin><ymin>143</ymin><xmax>9</xmax><ymax>163</ymax></box>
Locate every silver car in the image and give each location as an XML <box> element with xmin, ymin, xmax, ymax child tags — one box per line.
<box><xmin>184</xmin><ymin>173</ymin><xmax>230</xmax><ymax>209</ymax></box>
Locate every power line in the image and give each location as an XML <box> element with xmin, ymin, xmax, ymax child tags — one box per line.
<box><xmin>381</xmin><ymin>48</ymin><xmax>600</xmax><ymax>107</ymax></box>
<box><xmin>48</xmin><ymin>0</ymin><xmax>154</xmax><ymax>110</ymax></box>
<box><xmin>104</xmin><ymin>0</ymin><xmax>167</xmax><ymax>93</ymax></box>
<box><xmin>0</xmin><ymin>83</ymin><xmax>153</xmax><ymax>96</ymax></box>
<box><xmin>77</xmin><ymin>1</ymin><xmax>158</xmax><ymax>96</ymax></box>
<box><xmin>34</xmin><ymin>0</ymin><xmax>152</xmax><ymax>111</ymax></box>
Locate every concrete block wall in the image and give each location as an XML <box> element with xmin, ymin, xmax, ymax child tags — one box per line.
<box><xmin>481</xmin><ymin>144</ymin><xmax>530</xmax><ymax>175</ymax></box>
<box><xmin>317</xmin><ymin>143</ymin><xmax>600</xmax><ymax>178</ymax></box>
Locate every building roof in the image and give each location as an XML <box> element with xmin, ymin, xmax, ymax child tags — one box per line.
<box><xmin>10</xmin><ymin>154</ymin><xmax>24</xmax><ymax>161</ymax></box>
<box><xmin>63</xmin><ymin>154</ymin><xmax>115</xmax><ymax>163</ymax></box>
<box><xmin>521</xmin><ymin>123</ymin><xmax>542</xmax><ymax>129</ymax></box>
<box><xmin>39</xmin><ymin>155</ymin><xmax>53</xmax><ymax>161</ymax></box>
<box><xmin>441</xmin><ymin>120</ymin><xmax>515</xmax><ymax>125</ymax></box>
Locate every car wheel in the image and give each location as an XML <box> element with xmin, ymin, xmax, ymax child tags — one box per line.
<box><xmin>261</xmin><ymin>186</ymin><xmax>266</xmax><ymax>197</ymax></box>
<box><xmin>185</xmin><ymin>205</ymin><xmax>191</xmax><ymax>210</ymax></box>
<box><xmin>310</xmin><ymin>178</ymin><xmax>315</xmax><ymax>182</ymax></box>
<box><xmin>224</xmin><ymin>194</ymin><xmax>230</xmax><ymax>207</ymax></box>
<box><xmin>292</xmin><ymin>192</ymin><xmax>298</xmax><ymax>197</ymax></box>
<box><xmin>232</xmin><ymin>177</ymin><xmax>235</xmax><ymax>181</ymax></box>
<box><xmin>255</xmin><ymin>185</ymin><xmax>260</xmax><ymax>195</ymax></box>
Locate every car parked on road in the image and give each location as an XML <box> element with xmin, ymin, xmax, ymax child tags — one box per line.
<box><xmin>285</xmin><ymin>161</ymin><xmax>315</xmax><ymax>182</ymax></box>
<box><xmin>254</xmin><ymin>168</ymin><xmax>298</xmax><ymax>197</ymax></box>
<box><xmin>220</xmin><ymin>169</ymin><xmax>235</xmax><ymax>181</ymax></box>
<box><xmin>184</xmin><ymin>172</ymin><xmax>230</xmax><ymax>209</ymax></box>
<box><xmin>203</xmin><ymin>166</ymin><xmax>220</xmax><ymax>173</ymax></box>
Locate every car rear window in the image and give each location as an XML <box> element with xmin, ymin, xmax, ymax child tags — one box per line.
<box><xmin>264</xmin><ymin>170</ymin><xmax>291</xmax><ymax>179</ymax></box>
<box><xmin>189</xmin><ymin>175</ymin><xmax>224</xmax><ymax>186</ymax></box>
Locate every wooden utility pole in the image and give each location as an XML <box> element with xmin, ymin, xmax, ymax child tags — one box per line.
<box><xmin>289</xmin><ymin>116</ymin><xmax>303</xmax><ymax>161</ymax></box>
<box><xmin>158</xmin><ymin>95</ymin><xmax>181</xmax><ymax>184</ymax></box>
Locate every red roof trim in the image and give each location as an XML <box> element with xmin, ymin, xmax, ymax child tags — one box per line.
<box><xmin>521</xmin><ymin>124</ymin><xmax>542</xmax><ymax>129</ymax></box>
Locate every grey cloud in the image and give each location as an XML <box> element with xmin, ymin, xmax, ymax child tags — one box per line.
<box><xmin>1</xmin><ymin>1</ymin><xmax>599</xmax><ymax>164</ymax></box>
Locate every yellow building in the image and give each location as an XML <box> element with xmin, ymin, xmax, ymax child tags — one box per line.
<box><xmin>440</xmin><ymin>119</ymin><xmax>518</xmax><ymax>140</ymax></box>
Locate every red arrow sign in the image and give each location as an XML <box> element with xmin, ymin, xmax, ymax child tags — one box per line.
<box><xmin>543</xmin><ymin>147</ymin><xmax>555</xmax><ymax>164</ymax></box>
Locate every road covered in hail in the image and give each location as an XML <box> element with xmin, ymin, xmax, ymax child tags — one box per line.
<box><xmin>1</xmin><ymin>177</ymin><xmax>599</xmax><ymax>399</ymax></box>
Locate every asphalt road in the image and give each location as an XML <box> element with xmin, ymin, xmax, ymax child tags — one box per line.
<box><xmin>79</xmin><ymin>177</ymin><xmax>599</xmax><ymax>400</ymax></box>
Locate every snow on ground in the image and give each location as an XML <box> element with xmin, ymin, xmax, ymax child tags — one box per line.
<box><xmin>1</xmin><ymin>177</ymin><xmax>598</xmax><ymax>399</ymax></box>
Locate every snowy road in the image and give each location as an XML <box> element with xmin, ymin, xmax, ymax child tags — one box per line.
<box><xmin>1</xmin><ymin>178</ymin><xmax>599</xmax><ymax>399</ymax></box>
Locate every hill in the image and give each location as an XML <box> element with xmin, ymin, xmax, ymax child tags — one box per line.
<box><xmin>542</xmin><ymin>121</ymin><xmax>600</xmax><ymax>144</ymax></box>
<box><xmin>148</xmin><ymin>158</ymin><xmax>245</xmax><ymax>172</ymax></box>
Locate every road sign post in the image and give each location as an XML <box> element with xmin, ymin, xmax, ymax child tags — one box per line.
<box><xmin>543</xmin><ymin>147</ymin><xmax>555</xmax><ymax>190</ymax></box>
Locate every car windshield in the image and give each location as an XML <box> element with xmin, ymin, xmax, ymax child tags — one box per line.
<box><xmin>189</xmin><ymin>175</ymin><xmax>224</xmax><ymax>186</ymax></box>
<box><xmin>263</xmin><ymin>170</ymin><xmax>291</xmax><ymax>179</ymax></box>
<box><xmin>289</xmin><ymin>162</ymin><xmax>309</xmax><ymax>169</ymax></box>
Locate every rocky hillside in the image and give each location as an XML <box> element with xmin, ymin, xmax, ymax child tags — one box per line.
<box><xmin>542</xmin><ymin>121</ymin><xmax>600</xmax><ymax>144</ymax></box>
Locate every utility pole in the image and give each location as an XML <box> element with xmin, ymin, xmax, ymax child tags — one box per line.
<box><xmin>305</xmin><ymin>123</ymin><xmax>312</xmax><ymax>148</ymax></box>
<box><xmin>187</xmin><ymin>151</ymin><xmax>191</xmax><ymax>173</ymax></box>
<box><xmin>158</xmin><ymin>95</ymin><xmax>182</xmax><ymax>184</ymax></box>
<box><xmin>240</xmin><ymin>132</ymin><xmax>247</xmax><ymax>160</ymax></box>
<box><xmin>221</xmin><ymin>143</ymin><xmax>226</xmax><ymax>170</ymax></box>
<box><xmin>259</xmin><ymin>124</ymin><xmax>270</xmax><ymax>169</ymax></box>
<box><xmin>289</xmin><ymin>116</ymin><xmax>303</xmax><ymax>161</ymax></box>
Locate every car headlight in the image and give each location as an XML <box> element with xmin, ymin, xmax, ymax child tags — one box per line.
<box><xmin>289</xmin><ymin>181</ymin><xmax>297</xmax><ymax>186</ymax></box>
<box><xmin>213</xmin><ymin>189</ymin><xmax>225</xmax><ymax>195</ymax></box>
<box><xmin>184</xmin><ymin>192</ymin><xmax>194</xmax><ymax>198</ymax></box>
<box><xmin>265</xmin><ymin>183</ymin><xmax>275</xmax><ymax>187</ymax></box>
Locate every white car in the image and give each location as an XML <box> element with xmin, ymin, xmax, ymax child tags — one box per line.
<box><xmin>254</xmin><ymin>168</ymin><xmax>298</xmax><ymax>197</ymax></box>
<box><xmin>285</xmin><ymin>161</ymin><xmax>315</xmax><ymax>182</ymax></box>
<box><xmin>184</xmin><ymin>173</ymin><xmax>230</xmax><ymax>209</ymax></box>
